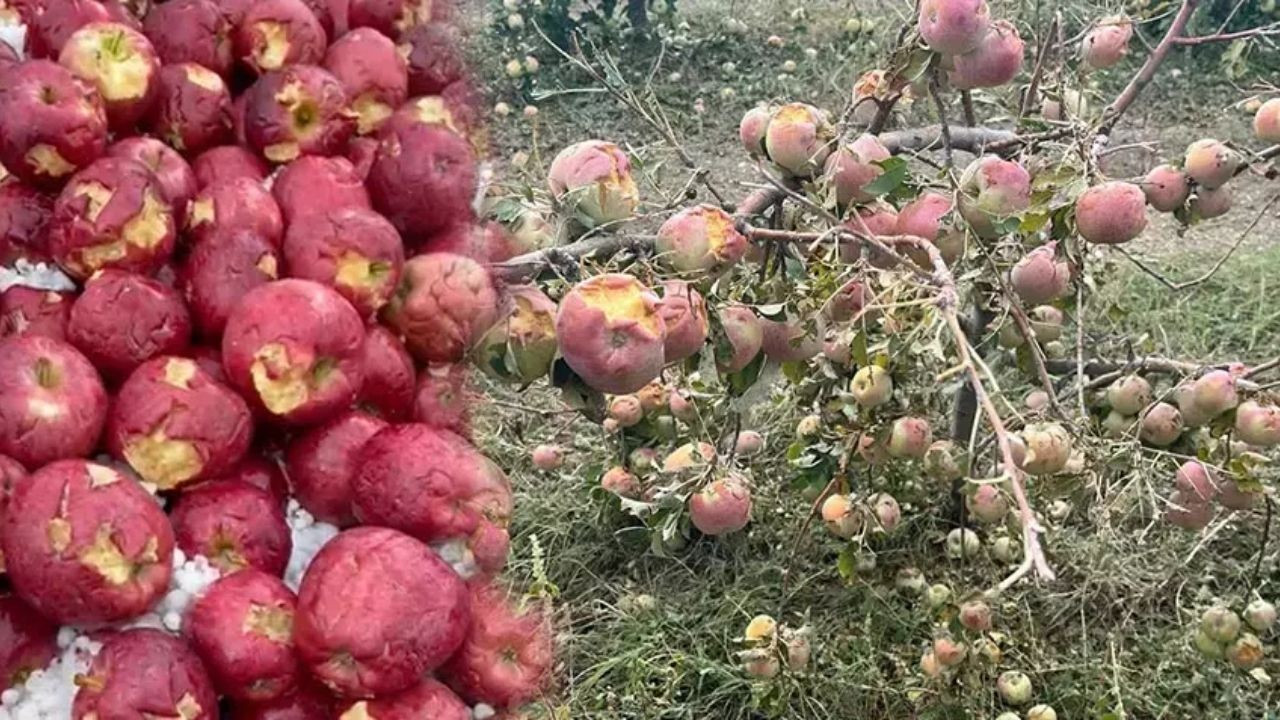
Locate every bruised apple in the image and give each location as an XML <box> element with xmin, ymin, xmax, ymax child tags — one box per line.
<box><xmin>654</xmin><ymin>204</ymin><xmax>749</xmax><ymax>274</ymax></box>
<box><xmin>58</xmin><ymin>22</ymin><xmax>160</xmax><ymax>131</ymax></box>
<box><xmin>383</xmin><ymin>252</ymin><xmax>497</xmax><ymax>364</ymax></box>
<box><xmin>0</xmin><ymin>592</ymin><xmax>57</xmax><ymax>692</ymax></box>
<box><xmin>556</xmin><ymin>273</ymin><xmax>666</xmax><ymax>394</ymax></box>
<box><xmin>67</xmin><ymin>270</ymin><xmax>192</xmax><ymax>381</ymax></box>
<box><xmin>0</xmin><ymin>287</ymin><xmax>72</xmax><ymax>340</ymax></box>
<box><xmin>716</xmin><ymin>304</ymin><xmax>763</xmax><ymax>374</ymax></box>
<box><xmin>351</xmin><ymin>423</ymin><xmax>512</xmax><ymax>574</ymax></box>
<box><xmin>221</xmin><ymin>279</ymin><xmax>366</xmax><ymax>425</ymax></box>
<box><xmin>413</xmin><ymin>363</ymin><xmax>472</xmax><ymax>439</ymax></box>
<box><xmin>243</xmin><ymin>65</ymin><xmax>354</xmax><ymax>164</ymax></box>
<box><xmin>689</xmin><ymin>473</ymin><xmax>752</xmax><ymax>536</ymax></box>
<box><xmin>823</xmin><ymin>133</ymin><xmax>890</xmax><ymax>206</ymax></box>
<box><xmin>171</xmin><ymin>479</ymin><xmax>292</xmax><ymax>576</ymax></box>
<box><xmin>475</xmin><ymin>284</ymin><xmax>558</xmax><ymax>385</ymax></box>
<box><xmin>547</xmin><ymin>140</ymin><xmax>639</xmax><ymax>225</ymax></box>
<box><xmin>0</xmin><ymin>183</ymin><xmax>55</xmax><ymax>259</ymax></box>
<box><xmin>294</xmin><ymin>527</ymin><xmax>471</xmax><ymax>698</ymax></box>
<box><xmin>349</xmin><ymin>0</ymin><xmax>446</xmax><ymax>36</ymax></box>
<box><xmin>324</xmin><ymin>28</ymin><xmax>408</xmax><ymax>135</ymax></box>
<box><xmin>107</xmin><ymin>137</ymin><xmax>199</xmax><ymax>227</ymax></box>
<box><xmin>28</xmin><ymin>0</ymin><xmax>117</xmax><ymax>59</ymax></box>
<box><xmin>283</xmin><ymin>208</ymin><xmax>403</xmax><ymax>318</ymax></box>
<box><xmin>187</xmin><ymin>569</ymin><xmax>300</xmax><ymax>702</ymax></box>
<box><xmin>142</xmin><ymin>0</ymin><xmax>235</xmax><ymax>78</ymax></box>
<box><xmin>286</xmin><ymin>410</ymin><xmax>388</xmax><ymax>527</ymax></box>
<box><xmin>48</xmin><ymin>157</ymin><xmax>177</xmax><ymax>280</ymax></box>
<box><xmin>400</xmin><ymin>21</ymin><xmax>465</xmax><ymax>97</ymax></box>
<box><xmin>107</xmin><ymin>356</ymin><xmax>252</xmax><ymax>490</ymax></box>
<box><xmin>0</xmin><ymin>61</ymin><xmax>108</xmax><ymax>189</ymax></box>
<box><xmin>440</xmin><ymin>583</ymin><xmax>554</xmax><ymax>709</ymax></box>
<box><xmin>180</xmin><ymin>229</ymin><xmax>281</xmax><ymax>339</ymax></box>
<box><xmin>230</xmin><ymin>680</ymin><xmax>335</xmax><ymax>720</ymax></box>
<box><xmin>188</xmin><ymin>177</ymin><xmax>284</xmax><ymax>247</ymax></box>
<box><xmin>0</xmin><ymin>335</ymin><xmax>107</xmax><ymax>468</ymax></box>
<box><xmin>2</xmin><ymin>460</ymin><xmax>173</xmax><ymax>625</ymax></box>
<box><xmin>958</xmin><ymin>155</ymin><xmax>1031</xmax><ymax>237</ymax></box>
<box><xmin>357</xmin><ymin>326</ymin><xmax>415</xmax><ymax>421</ymax></box>
<box><xmin>338</xmin><ymin>678</ymin><xmax>468</xmax><ymax>720</ymax></box>
<box><xmin>72</xmin><ymin>628</ymin><xmax>216</xmax><ymax>720</ymax></box>
<box><xmin>1142</xmin><ymin>164</ymin><xmax>1190</xmax><ymax>212</ymax></box>
<box><xmin>272</xmin><ymin>155</ymin><xmax>370</xmax><ymax>224</ymax></box>
<box><xmin>764</xmin><ymin>103</ymin><xmax>833</xmax><ymax>177</ymax></box>
<box><xmin>918</xmin><ymin>0</ymin><xmax>990</xmax><ymax>55</ymax></box>
<box><xmin>235</xmin><ymin>0</ymin><xmax>328</xmax><ymax>74</ymax></box>
<box><xmin>1074</xmin><ymin>181</ymin><xmax>1147</xmax><ymax>245</ymax></box>
<box><xmin>949</xmin><ymin>19</ymin><xmax>1023</xmax><ymax>89</ymax></box>
<box><xmin>149</xmin><ymin>63</ymin><xmax>234</xmax><ymax>156</ymax></box>
<box><xmin>1081</xmin><ymin>15</ymin><xmax>1132</xmax><ymax>70</ymax></box>
<box><xmin>193</xmin><ymin>145</ymin><xmax>270</xmax><ymax>187</ymax></box>
<box><xmin>760</xmin><ymin>316</ymin><xmax>822</xmax><ymax>363</ymax></box>
<box><xmin>367</xmin><ymin>122</ymin><xmax>477</xmax><ymax>241</ymax></box>
<box><xmin>656</xmin><ymin>280</ymin><xmax>709</xmax><ymax>364</ymax></box>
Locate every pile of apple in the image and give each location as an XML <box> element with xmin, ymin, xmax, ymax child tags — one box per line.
<box><xmin>0</xmin><ymin>0</ymin><xmax>554</xmax><ymax>717</ymax></box>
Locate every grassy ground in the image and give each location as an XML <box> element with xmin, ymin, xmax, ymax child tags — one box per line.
<box><xmin>466</xmin><ymin>1</ymin><xmax>1280</xmax><ymax>717</ymax></box>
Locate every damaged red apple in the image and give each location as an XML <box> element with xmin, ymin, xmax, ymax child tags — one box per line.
<box><xmin>48</xmin><ymin>156</ymin><xmax>177</xmax><ymax>280</ymax></box>
<box><xmin>285</xmin><ymin>410</ymin><xmax>388</xmax><ymax>527</ymax></box>
<box><xmin>235</xmin><ymin>0</ymin><xmax>328</xmax><ymax>74</ymax></box>
<box><xmin>221</xmin><ymin>279</ymin><xmax>366</xmax><ymax>425</ymax></box>
<box><xmin>106</xmin><ymin>355</ymin><xmax>252</xmax><ymax>490</ymax></box>
<box><xmin>271</xmin><ymin>155</ymin><xmax>370</xmax><ymax>224</ymax></box>
<box><xmin>242</xmin><ymin>64</ymin><xmax>353</xmax><ymax>164</ymax></box>
<box><xmin>337</xmin><ymin>678</ymin><xmax>469</xmax><ymax>720</ymax></box>
<box><xmin>412</xmin><ymin>363</ymin><xmax>472</xmax><ymax>439</ymax></box>
<box><xmin>67</xmin><ymin>270</ymin><xmax>192</xmax><ymax>381</ymax></box>
<box><xmin>149</xmin><ymin>62</ymin><xmax>234</xmax><ymax>156</ymax></box>
<box><xmin>187</xmin><ymin>568</ymin><xmax>301</xmax><ymax>702</ymax></box>
<box><xmin>283</xmin><ymin>207</ymin><xmax>402</xmax><ymax>318</ymax></box>
<box><xmin>0</xmin><ymin>60</ymin><xmax>108</xmax><ymax>189</ymax></box>
<box><xmin>58</xmin><ymin>21</ymin><xmax>160</xmax><ymax>131</ymax></box>
<box><xmin>0</xmin><ymin>592</ymin><xmax>57</xmax><ymax>692</ymax></box>
<box><xmin>1</xmin><ymin>459</ymin><xmax>173</xmax><ymax>625</ymax></box>
<box><xmin>171</xmin><ymin>479</ymin><xmax>292</xmax><ymax>576</ymax></box>
<box><xmin>142</xmin><ymin>0</ymin><xmax>235</xmax><ymax>78</ymax></box>
<box><xmin>107</xmin><ymin>137</ymin><xmax>199</xmax><ymax>227</ymax></box>
<box><xmin>71</xmin><ymin>628</ymin><xmax>217</xmax><ymax>720</ymax></box>
<box><xmin>357</xmin><ymin>325</ymin><xmax>416</xmax><ymax>421</ymax></box>
<box><xmin>294</xmin><ymin>526</ymin><xmax>471</xmax><ymax>698</ymax></box>
<box><xmin>440</xmin><ymin>583</ymin><xmax>553</xmax><ymax>709</ymax></box>
<box><xmin>324</xmin><ymin>27</ymin><xmax>408</xmax><ymax>135</ymax></box>
<box><xmin>0</xmin><ymin>335</ymin><xmax>108</xmax><ymax>468</ymax></box>
<box><xmin>383</xmin><ymin>252</ymin><xmax>498</xmax><ymax>364</ymax></box>
<box><xmin>1</xmin><ymin>287</ymin><xmax>72</xmax><ymax>340</ymax></box>
<box><xmin>400</xmin><ymin>21</ymin><xmax>465</xmax><ymax>96</ymax></box>
<box><xmin>192</xmin><ymin>145</ymin><xmax>270</xmax><ymax>188</ymax></box>
<box><xmin>366</xmin><ymin>122</ymin><xmax>477</xmax><ymax>242</ymax></box>
<box><xmin>187</xmin><ymin>176</ymin><xmax>284</xmax><ymax>248</ymax></box>
<box><xmin>180</xmin><ymin>229</ymin><xmax>281</xmax><ymax>339</ymax></box>
<box><xmin>0</xmin><ymin>183</ymin><xmax>55</xmax><ymax>258</ymax></box>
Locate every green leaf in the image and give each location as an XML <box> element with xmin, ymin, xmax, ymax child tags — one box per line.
<box><xmin>836</xmin><ymin>543</ymin><xmax>858</xmax><ymax>581</ymax></box>
<box><xmin>864</xmin><ymin>156</ymin><xmax>909</xmax><ymax>196</ymax></box>
<box><xmin>850</xmin><ymin>330</ymin><xmax>869</xmax><ymax>367</ymax></box>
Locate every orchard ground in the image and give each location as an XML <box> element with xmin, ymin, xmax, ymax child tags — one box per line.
<box><xmin>471</xmin><ymin>1</ymin><xmax>1279</xmax><ymax>718</ymax></box>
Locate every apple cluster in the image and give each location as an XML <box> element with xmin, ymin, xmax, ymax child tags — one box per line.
<box><xmin>0</xmin><ymin>0</ymin><xmax>554</xmax><ymax>716</ymax></box>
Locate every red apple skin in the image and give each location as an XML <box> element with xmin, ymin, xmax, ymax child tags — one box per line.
<box><xmin>192</xmin><ymin>145</ymin><xmax>270</xmax><ymax>188</ymax></box>
<box><xmin>58</xmin><ymin>21</ymin><xmax>161</xmax><ymax>132</ymax></box>
<box><xmin>351</xmin><ymin>423</ymin><xmax>512</xmax><ymax>550</ymax></box>
<box><xmin>348</xmin><ymin>0</ymin><xmax>442</xmax><ymax>37</ymax></box>
<box><xmin>221</xmin><ymin>279</ymin><xmax>367</xmax><ymax>426</ymax></box>
<box><xmin>211</xmin><ymin>453</ymin><xmax>290</xmax><ymax>504</ymax></box>
<box><xmin>271</xmin><ymin>155</ymin><xmax>370</xmax><ymax>225</ymax></box>
<box><xmin>323</xmin><ymin>27</ymin><xmax>406</xmax><ymax>136</ymax></box>
<box><xmin>346</xmin><ymin>135</ymin><xmax>378</xmax><ymax>179</ymax></box>
<box><xmin>412</xmin><ymin>363</ymin><xmax>471</xmax><ymax>440</ymax></box>
<box><xmin>149</xmin><ymin>63</ymin><xmax>234</xmax><ymax>156</ymax></box>
<box><xmin>216</xmin><ymin>0</ymin><xmax>255</xmax><ymax>26</ymax></box>
<box><xmin>295</xmin><ymin>526</ymin><xmax>471</xmax><ymax>698</ymax></box>
<box><xmin>67</xmin><ymin>270</ymin><xmax>192</xmax><ymax>382</ymax></box>
<box><xmin>180</xmin><ymin>230</ymin><xmax>280</xmax><ymax>340</ymax></box>
<box><xmin>337</xmin><ymin>678</ymin><xmax>469</xmax><ymax>720</ymax></box>
<box><xmin>229</xmin><ymin>679</ymin><xmax>336</xmax><ymax>720</ymax></box>
<box><xmin>107</xmin><ymin>137</ymin><xmax>200</xmax><ymax>228</ymax></box>
<box><xmin>235</xmin><ymin>0</ymin><xmax>328</xmax><ymax>74</ymax></box>
<box><xmin>48</xmin><ymin>157</ymin><xmax>177</xmax><ymax>280</ymax></box>
<box><xmin>107</xmin><ymin>356</ymin><xmax>253</xmax><ymax>490</ymax></box>
<box><xmin>29</xmin><ymin>0</ymin><xmax>113</xmax><ymax>59</ymax></box>
<box><xmin>0</xmin><ymin>592</ymin><xmax>58</xmax><ymax>692</ymax></box>
<box><xmin>71</xmin><ymin>628</ymin><xmax>217</xmax><ymax>720</ymax></box>
<box><xmin>357</xmin><ymin>325</ymin><xmax>415</xmax><ymax>421</ymax></box>
<box><xmin>2</xmin><ymin>460</ymin><xmax>174</xmax><ymax>625</ymax></box>
<box><xmin>0</xmin><ymin>60</ymin><xmax>108</xmax><ymax>190</ymax></box>
<box><xmin>0</xmin><ymin>183</ymin><xmax>55</xmax><ymax>257</ymax></box>
<box><xmin>382</xmin><ymin>252</ymin><xmax>497</xmax><ymax>364</ymax></box>
<box><xmin>1</xmin><ymin>288</ymin><xmax>72</xmax><ymax>340</ymax></box>
<box><xmin>440</xmin><ymin>583</ymin><xmax>554</xmax><ymax>709</ymax></box>
<box><xmin>242</xmin><ymin>65</ymin><xmax>355</xmax><ymax>164</ymax></box>
<box><xmin>0</xmin><ymin>335</ymin><xmax>107</xmax><ymax>468</ymax></box>
<box><xmin>142</xmin><ymin>0</ymin><xmax>235</xmax><ymax>78</ymax></box>
<box><xmin>400</xmin><ymin>21</ymin><xmax>464</xmax><ymax>96</ymax></box>
<box><xmin>186</xmin><ymin>569</ymin><xmax>301</xmax><ymax>702</ymax></box>
<box><xmin>187</xmin><ymin>176</ymin><xmax>285</xmax><ymax>248</ymax></box>
<box><xmin>285</xmin><ymin>410</ymin><xmax>387</xmax><ymax>527</ymax></box>
<box><xmin>282</xmin><ymin>207</ymin><xmax>403</xmax><ymax>318</ymax></box>
<box><xmin>0</xmin><ymin>42</ymin><xmax>17</xmax><ymax>69</ymax></box>
<box><xmin>171</xmin><ymin>479</ymin><xmax>292</xmax><ymax>576</ymax></box>
<box><xmin>366</xmin><ymin>123</ymin><xmax>476</xmax><ymax>243</ymax></box>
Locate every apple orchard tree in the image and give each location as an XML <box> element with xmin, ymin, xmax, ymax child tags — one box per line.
<box><xmin>481</xmin><ymin>0</ymin><xmax>1280</xmax><ymax>698</ymax></box>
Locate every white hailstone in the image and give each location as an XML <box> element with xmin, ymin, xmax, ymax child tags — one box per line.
<box><xmin>506</xmin><ymin>13</ymin><xmax>524</xmax><ymax>30</ymax></box>
<box><xmin>0</xmin><ymin>259</ymin><xmax>76</xmax><ymax>293</ymax></box>
<box><xmin>432</xmin><ymin>538</ymin><xmax>479</xmax><ymax>580</ymax></box>
<box><xmin>1</xmin><ymin>632</ymin><xmax>102</xmax><ymax>720</ymax></box>
<box><xmin>0</xmin><ymin>22</ymin><xmax>25</xmax><ymax>61</ymax></box>
<box><xmin>284</xmin><ymin>500</ymin><xmax>340</xmax><ymax>591</ymax></box>
<box><xmin>122</xmin><ymin>552</ymin><xmax>220</xmax><ymax>634</ymax></box>
<box><xmin>473</xmin><ymin>704</ymin><xmax>497</xmax><ymax>720</ymax></box>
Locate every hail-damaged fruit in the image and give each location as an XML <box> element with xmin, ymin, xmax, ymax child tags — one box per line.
<box><xmin>949</xmin><ymin>19</ymin><xmax>1024</xmax><ymax>89</ymax></box>
<box><xmin>187</xmin><ymin>176</ymin><xmax>284</xmax><ymax>248</ymax></box>
<box><xmin>242</xmin><ymin>64</ymin><xmax>354</xmax><ymax>164</ymax></box>
<box><xmin>475</xmin><ymin>284</ymin><xmax>559</xmax><ymax>385</ymax></box>
<box><xmin>352</xmin><ymin>423</ymin><xmax>512</xmax><ymax>575</ymax></box>
<box><xmin>1074</xmin><ymin>181</ymin><xmax>1148</xmax><ymax>245</ymax></box>
<box><xmin>1081</xmin><ymin>15</ymin><xmax>1133</xmax><ymax>69</ymax></box>
<box><xmin>180</xmin><ymin>229</ymin><xmax>282</xmax><ymax>339</ymax></box>
<box><xmin>222</xmin><ymin>279</ymin><xmax>367</xmax><ymax>425</ymax></box>
<box><xmin>107</xmin><ymin>356</ymin><xmax>251</xmax><ymax>489</ymax></box>
<box><xmin>235</xmin><ymin>0</ymin><xmax>328</xmax><ymax>74</ymax></box>
<box><xmin>283</xmin><ymin>208</ymin><xmax>403</xmax><ymax>318</ymax></box>
<box><xmin>171</xmin><ymin>479</ymin><xmax>292</xmax><ymax>576</ymax></box>
<box><xmin>441</xmin><ymin>583</ymin><xmax>554</xmax><ymax>709</ymax></box>
<box><xmin>0</xmin><ymin>335</ymin><xmax>108</xmax><ymax>468</ymax></box>
<box><xmin>413</xmin><ymin>363</ymin><xmax>473</xmax><ymax>439</ymax></box>
<box><xmin>1</xmin><ymin>460</ymin><xmax>173</xmax><ymax>625</ymax></box>
<box><xmin>383</xmin><ymin>252</ymin><xmax>498</xmax><ymax>364</ymax></box>
<box><xmin>72</xmin><ymin>628</ymin><xmax>217</xmax><ymax>720</ymax></box>
<box><xmin>957</xmin><ymin>155</ymin><xmax>1031</xmax><ymax>238</ymax></box>
<box><xmin>59</xmin><ymin>22</ymin><xmax>161</xmax><ymax>131</ymax></box>
<box><xmin>67</xmin><ymin>270</ymin><xmax>192</xmax><ymax>381</ymax></box>
<box><xmin>187</xmin><ymin>569</ymin><xmax>301</xmax><ymax>702</ymax></box>
<box><xmin>192</xmin><ymin>145</ymin><xmax>271</xmax><ymax>188</ymax></box>
<box><xmin>142</xmin><ymin>0</ymin><xmax>236</xmax><ymax>78</ymax></box>
<box><xmin>764</xmin><ymin>103</ymin><xmax>834</xmax><ymax>177</ymax></box>
<box><xmin>715</xmin><ymin>304</ymin><xmax>763</xmax><ymax>374</ymax></box>
<box><xmin>357</xmin><ymin>325</ymin><xmax>416</xmax><ymax>421</ymax></box>
<box><xmin>294</xmin><ymin>527</ymin><xmax>471</xmax><ymax>698</ymax></box>
<box><xmin>547</xmin><ymin>140</ymin><xmax>640</xmax><ymax>225</ymax></box>
<box><xmin>48</xmin><ymin>157</ymin><xmax>177</xmax><ymax>280</ymax></box>
<box><xmin>286</xmin><ymin>410</ymin><xmax>389</xmax><ymax>527</ymax></box>
<box><xmin>0</xmin><ymin>592</ymin><xmax>58</xmax><ymax>692</ymax></box>
<box><xmin>689</xmin><ymin>473</ymin><xmax>753</xmax><ymax>536</ymax></box>
<box><xmin>918</xmin><ymin>0</ymin><xmax>991</xmax><ymax>55</ymax></box>
<box><xmin>655</xmin><ymin>280</ymin><xmax>710</xmax><ymax>364</ymax></box>
<box><xmin>823</xmin><ymin>133</ymin><xmax>891</xmax><ymax>206</ymax></box>
<box><xmin>654</xmin><ymin>204</ymin><xmax>749</xmax><ymax>275</ymax></box>
<box><xmin>555</xmin><ymin>273</ymin><xmax>667</xmax><ymax>394</ymax></box>
<box><xmin>338</xmin><ymin>678</ymin><xmax>469</xmax><ymax>720</ymax></box>
<box><xmin>272</xmin><ymin>154</ymin><xmax>370</xmax><ymax>224</ymax></box>
<box><xmin>324</xmin><ymin>28</ymin><xmax>409</xmax><ymax>136</ymax></box>
<box><xmin>149</xmin><ymin>63</ymin><xmax>234</xmax><ymax>156</ymax></box>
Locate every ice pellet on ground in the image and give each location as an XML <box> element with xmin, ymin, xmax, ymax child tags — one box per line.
<box><xmin>284</xmin><ymin>500</ymin><xmax>340</xmax><ymax>591</ymax></box>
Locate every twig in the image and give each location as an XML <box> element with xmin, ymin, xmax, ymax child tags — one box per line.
<box><xmin>1019</xmin><ymin>13</ymin><xmax>1059</xmax><ymax>121</ymax></box>
<box><xmin>1098</xmin><ymin>0</ymin><xmax>1200</xmax><ymax>136</ymax></box>
<box><xmin>927</xmin><ymin>68</ymin><xmax>954</xmax><ymax>167</ymax></box>
<box><xmin>1252</xmin><ymin>496</ymin><xmax>1274</xmax><ymax>593</ymax></box>
<box><xmin>960</xmin><ymin>90</ymin><xmax>977</xmax><ymax>127</ymax></box>
<box><xmin>1173</xmin><ymin>23</ymin><xmax>1280</xmax><ymax>46</ymax></box>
